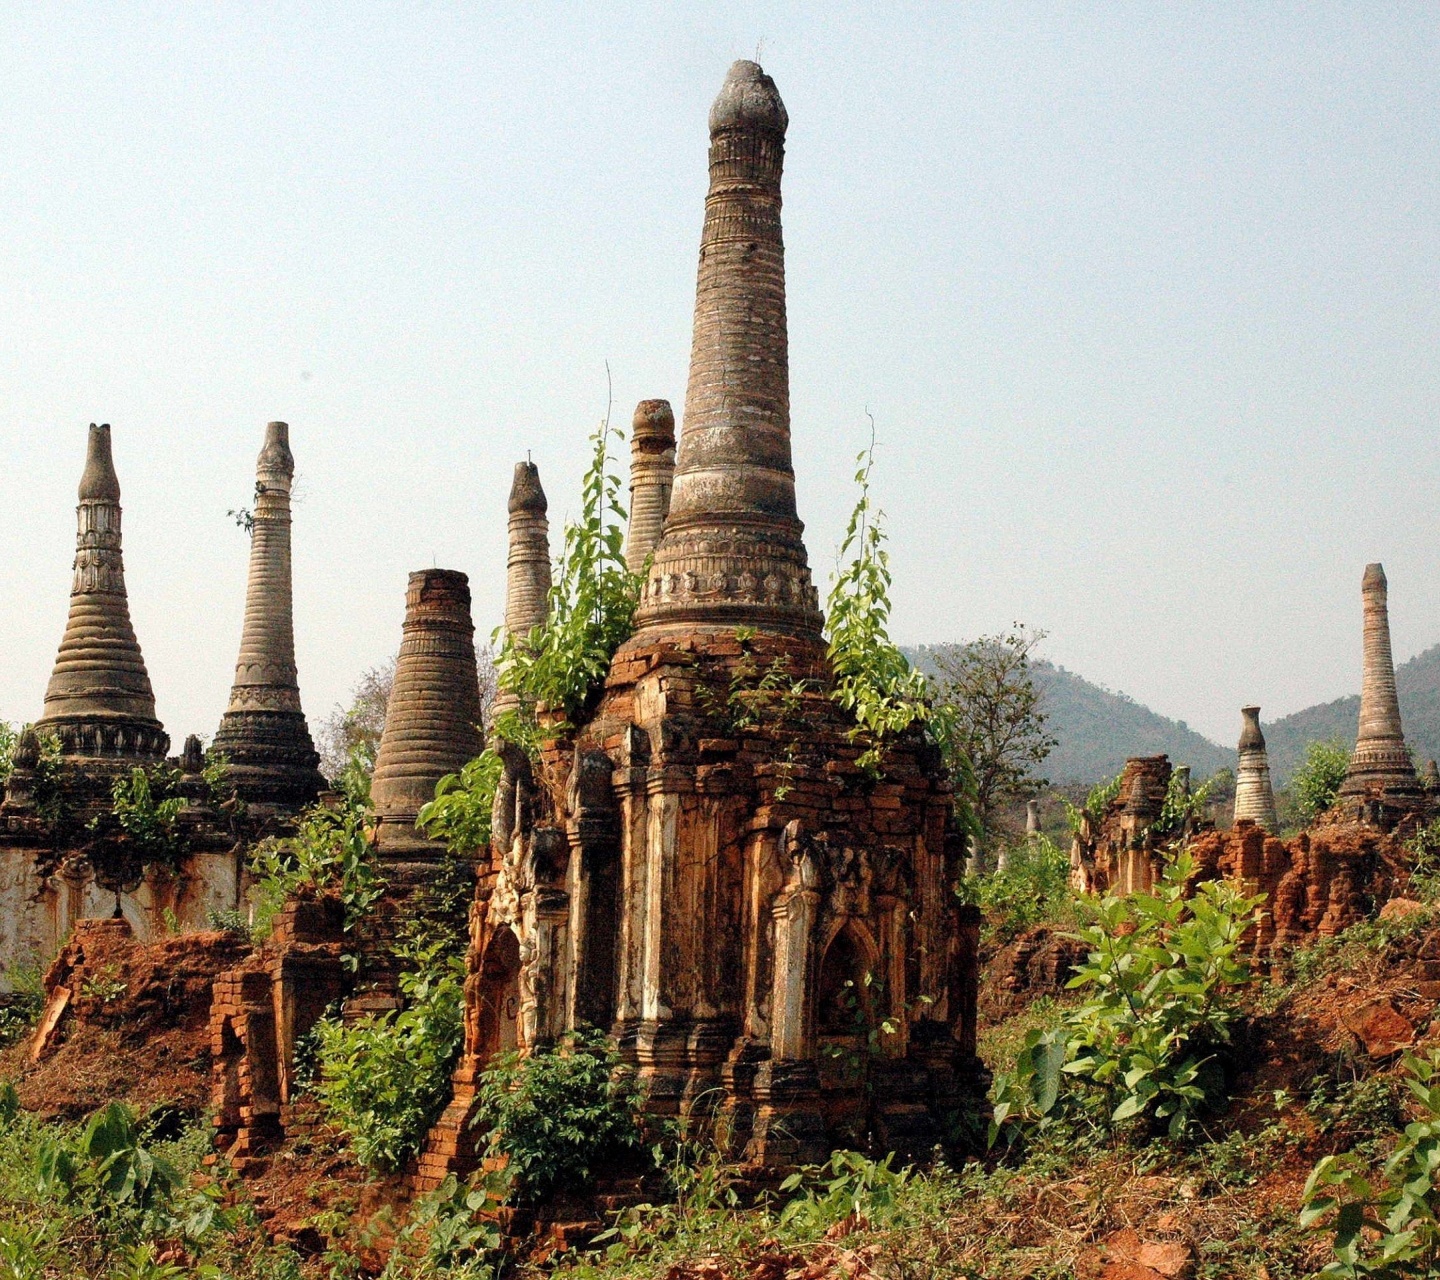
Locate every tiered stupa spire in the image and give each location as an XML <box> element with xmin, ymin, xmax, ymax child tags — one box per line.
<box><xmin>1340</xmin><ymin>563</ymin><xmax>1422</xmax><ymax>801</ymax></box>
<box><xmin>212</xmin><ymin>423</ymin><xmax>323</xmax><ymax>811</ymax></box>
<box><xmin>37</xmin><ymin>425</ymin><xmax>168</xmax><ymax>762</ymax></box>
<box><xmin>1233</xmin><ymin>705</ymin><xmax>1279</xmax><ymax>833</ymax></box>
<box><xmin>493</xmin><ymin>462</ymin><xmax>551</xmax><ymax>721</ymax></box>
<box><xmin>625</xmin><ymin>399</ymin><xmax>676</xmax><ymax>573</ymax></box>
<box><xmin>631</xmin><ymin>60</ymin><xmax>822</xmax><ymax>642</ymax></box>
<box><xmin>371</xmin><ymin>570</ymin><xmax>485</xmax><ymax>855</ymax></box>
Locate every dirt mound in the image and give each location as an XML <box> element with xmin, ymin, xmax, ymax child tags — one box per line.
<box><xmin>1</xmin><ymin>917</ymin><xmax>250</xmax><ymax>1120</ymax></box>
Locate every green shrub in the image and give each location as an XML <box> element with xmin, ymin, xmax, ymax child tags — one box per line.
<box><xmin>778</xmin><ymin>1150</ymin><xmax>912</xmax><ymax>1234</ymax></box>
<box><xmin>417</xmin><ymin>749</ymin><xmax>504</xmax><ymax>859</ymax></box>
<box><xmin>1294</xmin><ymin>739</ymin><xmax>1351</xmax><ymax>823</ymax></box>
<box><xmin>963</xmin><ymin>833</ymin><xmax>1077</xmax><ymax>943</ymax></box>
<box><xmin>0</xmin><ymin>961</ymin><xmax>44</xmax><ymax>1050</ymax></box>
<box><xmin>990</xmin><ymin>851</ymin><xmax>1261</xmax><ymax>1144</ymax></box>
<box><xmin>1303</xmin><ymin>1047</ymin><xmax>1440</xmax><ymax>1276</ymax></box>
<box><xmin>311</xmin><ymin>940</ymin><xmax>465</xmax><ymax>1172</ymax></box>
<box><xmin>246</xmin><ymin>801</ymin><xmax>383</xmax><ymax>942</ymax></box>
<box><xmin>102</xmin><ymin>768</ymin><xmax>184</xmax><ymax>865</ymax></box>
<box><xmin>472</xmin><ymin>1029</ymin><xmax>647</xmax><ymax>1206</ymax></box>
<box><xmin>375</xmin><ymin>1171</ymin><xmax>504</xmax><ymax>1279</ymax></box>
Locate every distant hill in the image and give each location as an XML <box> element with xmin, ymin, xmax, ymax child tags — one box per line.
<box><xmin>906</xmin><ymin>647</ymin><xmax>1233</xmax><ymax>787</ymax></box>
<box><xmin>1263</xmin><ymin>643</ymin><xmax>1440</xmax><ymax>783</ymax></box>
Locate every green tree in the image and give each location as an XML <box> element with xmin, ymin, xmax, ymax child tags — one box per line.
<box><xmin>930</xmin><ymin>627</ymin><xmax>1057</xmax><ymax>844</ymax></box>
<box><xmin>1293</xmin><ymin>739</ymin><xmax>1350</xmax><ymax>823</ymax></box>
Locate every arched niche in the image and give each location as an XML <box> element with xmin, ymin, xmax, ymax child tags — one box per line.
<box><xmin>813</xmin><ymin>919</ymin><xmax>880</xmax><ymax>1144</ymax></box>
<box><xmin>476</xmin><ymin>927</ymin><xmax>522</xmax><ymax>1064</ymax></box>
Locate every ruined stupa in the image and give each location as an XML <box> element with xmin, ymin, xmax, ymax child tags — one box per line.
<box><xmin>1233</xmin><ymin>705</ymin><xmax>1279</xmax><ymax>834</ymax></box>
<box><xmin>423</xmin><ymin>62</ymin><xmax>978</xmax><ymax>1185</ymax></box>
<box><xmin>1339</xmin><ymin>563</ymin><xmax>1423</xmax><ymax>809</ymax></box>
<box><xmin>211</xmin><ymin>423</ymin><xmax>323</xmax><ymax>812</ymax></box>
<box><xmin>492</xmin><ymin>463</ymin><xmax>551</xmax><ymax>722</ymax></box>
<box><xmin>633</xmin><ymin>61</ymin><xmax>822</xmax><ymax>642</ymax></box>
<box><xmin>35</xmin><ymin>425</ymin><xmax>168</xmax><ymax>766</ymax></box>
<box><xmin>370</xmin><ymin>569</ymin><xmax>485</xmax><ymax>856</ymax></box>
<box><xmin>625</xmin><ymin>399</ymin><xmax>676</xmax><ymax>573</ymax></box>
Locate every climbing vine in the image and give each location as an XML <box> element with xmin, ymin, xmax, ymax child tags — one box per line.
<box><xmin>496</xmin><ymin>415</ymin><xmax>641</xmax><ymax>747</ymax></box>
<box><xmin>825</xmin><ymin>436</ymin><xmax>940</xmax><ymax>773</ymax></box>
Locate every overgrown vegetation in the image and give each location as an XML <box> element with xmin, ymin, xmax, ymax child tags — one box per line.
<box><xmin>311</xmin><ymin>938</ymin><xmax>466</xmax><ymax>1172</ymax></box>
<box><xmin>991</xmin><ymin>851</ymin><xmax>1261</xmax><ymax>1145</ymax></box>
<box><xmin>417</xmin><ymin>749</ymin><xmax>505</xmax><ymax>859</ymax></box>
<box><xmin>246</xmin><ymin>800</ymin><xmax>384</xmax><ymax>943</ymax></box>
<box><xmin>824</xmin><ymin>440</ymin><xmax>936</xmax><ymax>774</ymax></box>
<box><xmin>472</xmin><ymin>1029</ymin><xmax>648</xmax><ymax>1206</ymax></box>
<box><xmin>1294</xmin><ymin>738</ymin><xmax>1352</xmax><ymax>824</ymax></box>
<box><xmin>960</xmin><ymin>832</ymin><xmax>1078</xmax><ymax>944</ymax></box>
<box><xmin>496</xmin><ymin>416</ymin><xmax>640</xmax><ymax>744</ymax></box>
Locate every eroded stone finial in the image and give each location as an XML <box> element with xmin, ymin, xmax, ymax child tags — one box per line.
<box><xmin>37</xmin><ymin>424</ymin><xmax>168</xmax><ymax>761</ymax></box>
<box><xmin>212</xmin><ymin>422</ymin><xmax>323</xmax><ymax>812</ymax></box>
<box><xmin>371</xmin><ymin>569</ymin><xmax>485</xmax><ymax>856</ymax></box>
<box><xmin>1425</xmin><ymin>760</ymin><xmax>1440</xmax><ymax>794</ymax></box>
<box><xmin>1341</xmin><ymin>562</ymin><xmax>1422</xmax><ymax>800</ymax></box>
<box><xmin>631</xmin><ymin>61</ymin><xmax>822</xmax><ymax>641</ymax></box>
<box><xmin>1233</xmin><ymin>706</ymin><xmax>1279</xmax><ymax>833</ymax></box>
<box><xmin>1025</xmin><ymin>799</ymin><xmax>1040</xmax><ymax>836</ymax></box>
<box><xmin>625</xmin><ymin>399</ymin><xmax>676</xmax><ymax>574</ymax></box>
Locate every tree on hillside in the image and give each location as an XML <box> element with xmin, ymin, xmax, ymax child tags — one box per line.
<box><xmin>930</xmin><ymin>626</ymin><xmax>1057</xmax><ymax>845</ymax></box>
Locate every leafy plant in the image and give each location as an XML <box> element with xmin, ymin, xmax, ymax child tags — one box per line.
<box><xmin>1065</xmin><ymin>771</ymin><xmax>1123</xmax><ymax>835</ymax></box>
<box><xmin>962</xmin><ymin>833</ymin><xmax>1078</xmax><ymax>944</ymax></box>
<box><xmin>990</xmin><ymin>851</ymin><xmax>1262</xmax><ymax>1144</ymax></box>
<box><xmin>1303</xmin><ymin>1047</ymin><xmax>1440</xmax><ymax>1276</ymax></box>
<box><xmin>246</xmin><ymin>801</ymin><xmax>383</xmax><ymax>941</ymax></box>
<box><xmin>472</xmin><ymin>1028</ymin><xmax>647</xmax><ymax>1206</ymax></box>
<box><xmin>375</xmin><ymin>1171</ymin><xmax>504</xmax><ymax>1279</ymax></box>
<box><xmin>0</xmin><ymin>722</ymin><xmax>15</xmax><ymax>788</ymax></box>
<box><xmin>100</xmin><ymin>768</ymin><xmax>184</xmax><ymax>865</ymax></box>
<box><xmin>311</xmin><ymin>939</ymin><xmax>466</xmax><ymax>1172</ymax></box>
<box><xmin>0</xmin><ymin>961</ymin><xmax>43</xmax><ymax>1050</ymax></box>
<box><xmin>417</xmin><ymin>749</ymin><xmax>505</xmax><ymax>859</ymax></box>
<box><xmin>778</xmin><ymin>1149</ymin><xmax>912</xmax><ymax>1234</ymax></box>
<box><xmin>497</xmin><ymin>415</ymin><xmax>640</xmax><ymax>734</ymax></box>
<box><xmin>1294</xmin><ymin>739</ymin><xmax>1351</xmax><ymax>824</ymax></box>
<box><xmin>825</xmin><ymin>437</ymin><xmax>936</xmax><ymax>774</ymax></box>
<box><xmin>1150</xmin><ymin>769</ymin><xmax>1215</xmax><ymax>845</ymax></box>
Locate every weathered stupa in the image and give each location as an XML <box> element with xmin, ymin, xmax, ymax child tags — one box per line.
<box><xmin>423</xmin><ymin>62</ymin><xmax>978</xmax><ymax>1187</ymax></box>
<box><xmin>36</xmin><ymin>425</ymin><xmax>168</xmax><ymax>766</ymax></box>
<box><xmin>625</xmin><ymin>399</ymin><xmax>677</xmax><ymax>573</ymax></box>
<box><xmin>633</xmin><ymin>61</ymin><xmax>821</xmax><ymax>641</ymax></box>
<box><xmin>1233</xmin><ymin>705</ymin><xmax>1279</xmax><ymax>833</ymax></box>
<box><xmin>370</xmin><ymin>570</ymin><xmax>485</xmax><ymax>856</ymax></box>
<box><xmin>1339</xmin><ymin>563</ymin><xmax>1423</xmax><ymax>808</ymax></box>
<box><xmin>211</xmin><ymin>423</ymin><xmax>323</xmax><ymax>812</ymax></box>
<box><xmin>504</xmin><ymin>462</ymin><xmax>551</xmax><ymax>640</ymax></box>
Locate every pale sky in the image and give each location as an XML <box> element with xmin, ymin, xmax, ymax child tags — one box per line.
<box><xmin>2</xmin><ymin>3</ymin><xmax>1437</xmax><ymax>749</ymax></box>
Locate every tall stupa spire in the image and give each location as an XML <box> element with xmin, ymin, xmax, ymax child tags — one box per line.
<box><xmin>1233</xmin><ymin>706</ymin><xmax>1279</xmax><ymax>833</ymax></box>
<box><xmin>632</xmin><ymin>60</ymin><xmax>822</xmax><ymax>641</ymax></box>
<box><xmin>37</xmin><ymin>424</ymin><xmax>168</xmax><ymax>761</ymax></box>
<box><xmin>1340</xmin><ymin>563</ymin><xmax>1422</xmax><ymax>800</ymax></box>
<box><xmin>212</xmin><ymin>422</ymin><xmax>323</xmax><ymax>811</ymax></box>
<box><xmin>504</xmin><ymin>462</ymin><xmax>551</xmax><ymax>641</ymax></box>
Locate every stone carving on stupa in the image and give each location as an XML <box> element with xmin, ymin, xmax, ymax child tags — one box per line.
<box><xmin>211</xmin><ymin>423</ymin><xmax>324</xmax><ymax>813</ymax></box>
